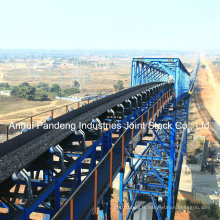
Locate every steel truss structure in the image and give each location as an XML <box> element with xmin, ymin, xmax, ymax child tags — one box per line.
<box><xmin>131</xmin><ymin>58</ymin><xmax>190</xmax><ymax>101</ymax></box>
<box><xmin>122</xmin><ymin>95</ymin><xmax>190</xmax><ymax>220</ymax></box>
<box><xmin>127</xmin><ymin>58</ymin><xmax>191</xmax><ymax>220</ymax></box>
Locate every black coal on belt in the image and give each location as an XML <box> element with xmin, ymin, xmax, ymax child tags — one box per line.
<box><xmin>0</xmin><ymin>82</ymin><xmax>161</xmax><ymax>183</ymax></box>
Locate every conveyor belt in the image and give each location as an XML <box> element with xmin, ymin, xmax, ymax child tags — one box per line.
<box><xmin>133</xmin><ymin>196</ymin><xmax>154</xmax><ymax>220</ymax></box>
<box><xmin>0</xmin><ymin>82</ymin><xmax>161</xmax><ymax>183</ymax></box>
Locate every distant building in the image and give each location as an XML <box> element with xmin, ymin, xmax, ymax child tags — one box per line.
<box><xmin>0</xmin><ymin>90</ymin><xmax>11</xmax><ymax>96</ymax></box>
<box><xmin>69</xmin><ymin>92</ymin><xmax>99</xmax><ymax>101</ymax></box>
<box><xmin>55</xmin><ymin>91</ymin><xmax>106</xmax><ymax>102</ymax></box>
<box><xmin>55</xmin><ymin>96</ymin><xmax>80</xmax><ymax>101</ymax></box>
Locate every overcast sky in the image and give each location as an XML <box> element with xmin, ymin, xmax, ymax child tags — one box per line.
<box><xmin>0</xmin><ymin>0</ymin><xmax>219</xmax><ymax>50</ymax></box>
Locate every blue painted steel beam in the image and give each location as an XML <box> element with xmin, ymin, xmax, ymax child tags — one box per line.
<box><xmin>131</xmin><ymin>58</ymin><xmax>190</xmax><ymax>101</ymax></box>
<box><xmin>133</xmin><ymin>154</ymin><xmax>169</xmax><ymax>161</ymax></box>
<box><xmin>151</xmin><ymin>197</ymin><xmax>162</xmax><ymax>220</ymax></box>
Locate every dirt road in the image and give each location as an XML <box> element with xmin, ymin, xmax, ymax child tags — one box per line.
<box><xmin>198</xmin><ymin>53</ymin><xmax>220</xmax><ymax>124</ymax></box>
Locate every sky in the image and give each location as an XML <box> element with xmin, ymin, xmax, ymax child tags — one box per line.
<box><xmin>0</xmin><ymin>0</ymin><xmax>219</xmax><ymax>51</ymax></box>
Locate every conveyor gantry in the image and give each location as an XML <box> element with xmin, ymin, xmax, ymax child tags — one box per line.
<box><xmin>0</xmin><ymin>57</ymin><xmax>193</xmax><ymax>220</ymax></box>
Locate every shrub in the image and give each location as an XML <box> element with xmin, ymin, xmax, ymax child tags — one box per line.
<box><xmin>195</xmin><ymin>148</ymin><xmax>202</xmax><ymax>154</ymax></box>
<box><xmin>16</xmin><ymin>85</ymin><xmax>36</xmax><ymax>100</ymax></box>
<box><xmin>62</xmin><ymin>87</ymin><xmax>80</xmax><ymax>96</ymax></box>
<box><xmin>0</xmin><ymin>82</ymin><xmax>10</xmax><ymax>88</ymax></box>
<box><xmin>11</xmin><ymin>82</ymin><xmax>47</xmax><ymax>101</ymax></box>
<box><xmin>37</xmin><ymin>82</ymin><xmax>49</xmax><ymax>92</ymax></box>
<box><xmin>50</xmin><ymin>84</ymin><xmax>61</xmax><ymax>94</ymax></box>
<box><xmin>113</xmin><ymin>80</ymin><xmax>124</xmax><ymax>91</ymax></box>
<box><xmin>35</xmin><ymin>90</ymin><xmax>48</xmax><ymax>101</ymax></box>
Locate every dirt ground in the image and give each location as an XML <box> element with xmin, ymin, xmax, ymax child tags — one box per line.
<box><xmin>198</xmin><ymin>53</ymin><xmax>220</xmax><ymax>124</ymax></box>
<box><xmin>0</xmin><ymin>57</ymin><xmax>131</xmax><ymax>91</ymax></box>
<box><xmin>0</xmin><ymin>96</ymin><xmax>74</xmax><ymax>125</ymax></box>
<box><xmin>177</xmin><ymin>52</ymin><xmax>220</xmax><ymax>213</ymax></box>
<box><xmin>175</xmin><ymin>212</ymin><xmax>193</xmax><ymax>220</ymax></box>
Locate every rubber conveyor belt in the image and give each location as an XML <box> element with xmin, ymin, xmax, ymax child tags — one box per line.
<box><xmin>0</xmin><ymin>82</ymin><xmax>160</xmax><ymax>183</ymax></box>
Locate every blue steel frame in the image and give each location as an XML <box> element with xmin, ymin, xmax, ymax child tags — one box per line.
<box><xmin>123</xmin><ymin>96</ymin><xmax>189</xmax><ymax>220</ymax></box>
<box><xmin>125</xmin><ymin>57</ymin><xmax>191</xmax><ymax>220</ymax></box>
<box><xmin>131</xmin><ymin>58</ymin><xmax>190</xmax><ymax>102</ymax></box>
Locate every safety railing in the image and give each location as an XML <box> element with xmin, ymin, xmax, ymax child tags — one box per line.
<box><xmin>0</xmin><ymin>98</ymin><xmax>97</xmax><ymax>143</ymax></box>
<box><xmin>53</xmin><ymin>88</ymin><xmax>173</xmax><ymax>220</ymax></box>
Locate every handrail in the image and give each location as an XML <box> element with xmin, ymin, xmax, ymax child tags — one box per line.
<box><xmin>0</xmin><ymin>96</ymin><xmax>100</xmax><ymax>143</ymax></box>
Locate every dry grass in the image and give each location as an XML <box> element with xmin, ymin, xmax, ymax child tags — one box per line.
<box><xmin>0</xmin><ymin>95</ymin><xmax>73</xmax><ymax>124</ymax></box>
<box><xmin>0</xmin><ymin>58</ymin><xmax>131</xmax><ymax>91</ymax></box>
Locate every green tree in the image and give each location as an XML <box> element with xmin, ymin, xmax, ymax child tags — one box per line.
<box><xmin>35</xmin><ymin>90</ymin><xmax>48</xmax><ymax>101</ymax></box>
<box><xmin>50</xmin><ymin>84</ymin><xmax>61</xmax><ymax>94</ymax></box>
<box><xmin>11</xmin><ymin>86</ymin><xmax>19</xmax><ymax>96</ymax></box>
<box><xmin>37</xmin><ymin>82</ymin><xmax>49</xmax><ymax>92</ymax></box>
<box><xmin>113</xmin><ymin>80</ymin><xmax>124</xmax><ymax>91</ymax></box>
<box><xmin>61</xmin><ymin>80</ymin><xmax>81</xmax><ymax>96</ymax></box>
<box><xmin>63</xmin><ymin>87</ymin><xmax>80</xmax><ymax>96</ymax></box>
<box><xmin>11</xmin><ymin>83</ymin><xmax>36</xmax><ymax>100</ymax></box>
<box><xmin>0</xmin><ymin>82</ymin><xmax>10</xmax><ymax>89</ymax></box>
<box><xmin>19</xmin><ymin>82</ymin><xmax>29</xmax><ymax>87</ymax></box>
<box><xmin>72</xmin><ymin>80</ymin><xmax>80</xmax><ymax>90</ymax></box>
<box><xmin>17</xmin><ymin>86</ymin><xmax>36</xmax><ymax>100</ymax></box>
